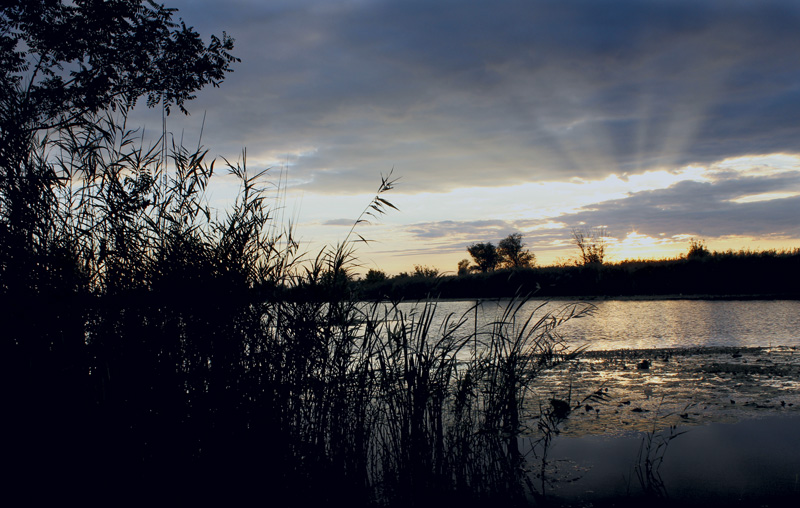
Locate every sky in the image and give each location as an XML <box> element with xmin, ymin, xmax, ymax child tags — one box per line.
<box><xmin>131</xmin><ymin>0</ymin><xmax>800</xmax><ymax>275</ymax></box>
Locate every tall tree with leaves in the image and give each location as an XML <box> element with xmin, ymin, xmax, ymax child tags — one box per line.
<box><xmin>1</xmin><ymin>0</ymin><xmax>239</xmax><ymax>256</ymax></box>
<box><xmin>1</xmin><ymin>0</ymin><xmax>239</xmax><ymax>132</ymax></box>
<box><xmin>498</xmin><ymin>233</ymin><xmax>535</xmax><ymax>269</ymax></box>
<box><xmin>467</xmin><ymin>242</ymin><xmax>500</xmax><ymax>273</ymax></box>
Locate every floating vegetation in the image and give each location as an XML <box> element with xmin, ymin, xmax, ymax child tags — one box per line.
<box><xmin>529</xmin><ymin>346</ymin><xmax>800</xmax><ymax>437</ymax></box>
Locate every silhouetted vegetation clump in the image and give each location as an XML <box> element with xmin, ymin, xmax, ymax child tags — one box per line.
<box><xmin>687</xmin><ymin>238</ymin><xmax>710</xmax><ymax>259</ymax></box>
<box><xmin>465</xmin><ymin>233</ymin><xmax>535</xmax><ymax>274</ymax></box>
<box><xmin>572</xmin><ymin>226</ymin><xmax>608</xmax><ymax>266</ymax></box>
<box><xmin>467</xmin><ymin>241</ymin><xmax>501</xmax><ymax>272</ymax></box>
<box><xmin>1</xmin><ymin>143</ymin><xmax>590</xmax><ymax>503</ymax></box>
<box><xmin>499</xmin><ymin>233</ymin><xmax>535</xmax><ymax>269</ymax></box>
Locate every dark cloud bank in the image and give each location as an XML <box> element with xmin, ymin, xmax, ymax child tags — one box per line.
<box><xmin>157</xmin><ymin>0</ymin><xmax>800</xmax><ymax>193</ymax></box>
<box><xmin>137</xmin><ymin>0</ymin><xmax>800</xmax><ymax>261</ymax></box>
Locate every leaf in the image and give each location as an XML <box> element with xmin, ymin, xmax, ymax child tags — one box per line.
<box><xmin>376</xmin><ymin>196</ymin><xmax>399</xmax><ymax>211</ymax></box>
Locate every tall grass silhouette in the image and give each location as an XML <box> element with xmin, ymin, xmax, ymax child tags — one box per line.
<box><xmin>1</xmin><ymin>111</ymin><xmax>591</xmax><ymax>505</ymax></box>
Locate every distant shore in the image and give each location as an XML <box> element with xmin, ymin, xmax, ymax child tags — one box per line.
<box><xmin>352</xmin><ymin>249</ymin><xmax>800</xmax><ymax>301</ymax></box>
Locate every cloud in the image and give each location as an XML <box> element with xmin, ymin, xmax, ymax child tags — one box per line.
<box><xmin>135</xmin><ymin>0</ymin><xmax>800</xmax><ymax>196</ymax></box>
<box><xmin>322</xmin><ymin>218</ymin><xmax>356</xmax><ymax>226</ymax></box>
<box><xmin>551</xmin><ymin>170</ymin><xmax>800</xmax><ymax>239</ymax></box>
<box><xmin>406</xmin><ymin>220</ymin><xmax>509</xmax><ymax>239</ymax></box>
<box><xmin>390</xmin><ymin>167</ymin><xmax>800</xmax><ymax>257</ymax></box>
<box><xmin>118</xmin><ymin>1</ymin><xmax>800</xmax><ymax>271</ymax></box>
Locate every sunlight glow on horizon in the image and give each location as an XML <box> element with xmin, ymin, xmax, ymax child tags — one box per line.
<box><xmin>195</xmin><ymin>152</ymin><xmax>800</xmax><ymax>276</ymax></box>
<box><xmin>604</xmin><ymin>231</ymin><xmax>684</xmax><ymax>262</ymax></box>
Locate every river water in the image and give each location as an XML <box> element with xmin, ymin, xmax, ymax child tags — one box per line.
<box><xmin>394</xmin><ymin>298</ymin><xmax>800</xmax><ymax>350</ymax></box>
<box><xmin>392</xmin><ymin>298</ymin><xmax>800</xmax><ymax>504</ymax></box>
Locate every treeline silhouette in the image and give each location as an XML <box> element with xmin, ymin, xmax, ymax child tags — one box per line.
<box><xmin>356</xmin><ymin>249</ymin><xmax>800</xmax><ymax>301</ymax></box>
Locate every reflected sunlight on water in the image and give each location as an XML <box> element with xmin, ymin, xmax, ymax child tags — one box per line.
<box><xmin>355</xmin><ymin>298</ymin><xmax>800</xmax><ymax>504</ymax></box>
<box><xmin>395</xmin><ymin>299</ymin><xmax>800</xmax><ymax>350</ymax></box>
<box><xmin>386</xmin><ymin>299</ymin><xmax>800</xmax><ymax>437</ymax></box>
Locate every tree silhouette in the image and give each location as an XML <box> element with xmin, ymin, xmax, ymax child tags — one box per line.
<box><xmin>1</xmin><ymin>0</ymin><xmax>240</xmax><ymax>296</ymax></box>
<box><xmin>467</xmin><ymin>242</ymin><xmax>500</xmax><ymax>273</ymax></box>
<box><xmin>2</xmin><ymin>0</ymin><xmax>242</xmax><ymax>499</ymax></box>
<box><xmin>364</xmin><ymin>268</ymin><xmax>388</xmax><ymax>283</ymax></box>
<box><xmin>498</xmin><ymin>233</ymin><xmax>535</xmax><ymax>269</ymax></box>
<box><xmin>1</xmin><ymin>0</ymin><xmax>239</xmax><ymax>134</ymax></box>
<box><xmin>572</xmin><ymin>227</ymin><xmax>607</xmax><ymax>265</ymax></box>
<box><xmin>687</xmin><ymin>238</ymin><xmax>710</xmax><ymax>259</ymax></box>
<box><xmin>413</xmin><ymin>264</ymin><xmax>440</xmax><ymax>278</ymax></box>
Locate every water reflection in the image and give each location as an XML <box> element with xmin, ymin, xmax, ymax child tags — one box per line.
<box><xmin>394</xmin><ymin>299</ymin><xmax>800</xmax><ymax>350</ymax></box>
<box><xmin>547</xmin><ymin>414</ymin><xmax>800</xmax><ymax>505</ymax></box>
<box><xmin>380</xmin><ymin>299</ymin><xmax>800</xmax><ymax>505</ymax></box>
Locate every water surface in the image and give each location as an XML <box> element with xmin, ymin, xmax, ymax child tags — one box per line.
<box><xmin>395</xmin><ymin>299</ymin><xmax>800</xmax><ymax>350</ymax></box>
<box><xmin>388</xmin><ymin>298</ymin><xmax>800</xmax><ymax>503</ymax></box>
<box><xmin>546</xmin><ymin>414</ymin><xmax>800</xmax><ymax>505</ymax></box>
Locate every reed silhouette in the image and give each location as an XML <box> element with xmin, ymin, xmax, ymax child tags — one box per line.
<box><xmin>0</xmin><ymin>107</ymin><xmax>595</xmax><ymax>504</ymax></box>
<box><xmin>4</xmin><ymin>3</ymin><xmax>733</xmax><ymax>505</ymax></box>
